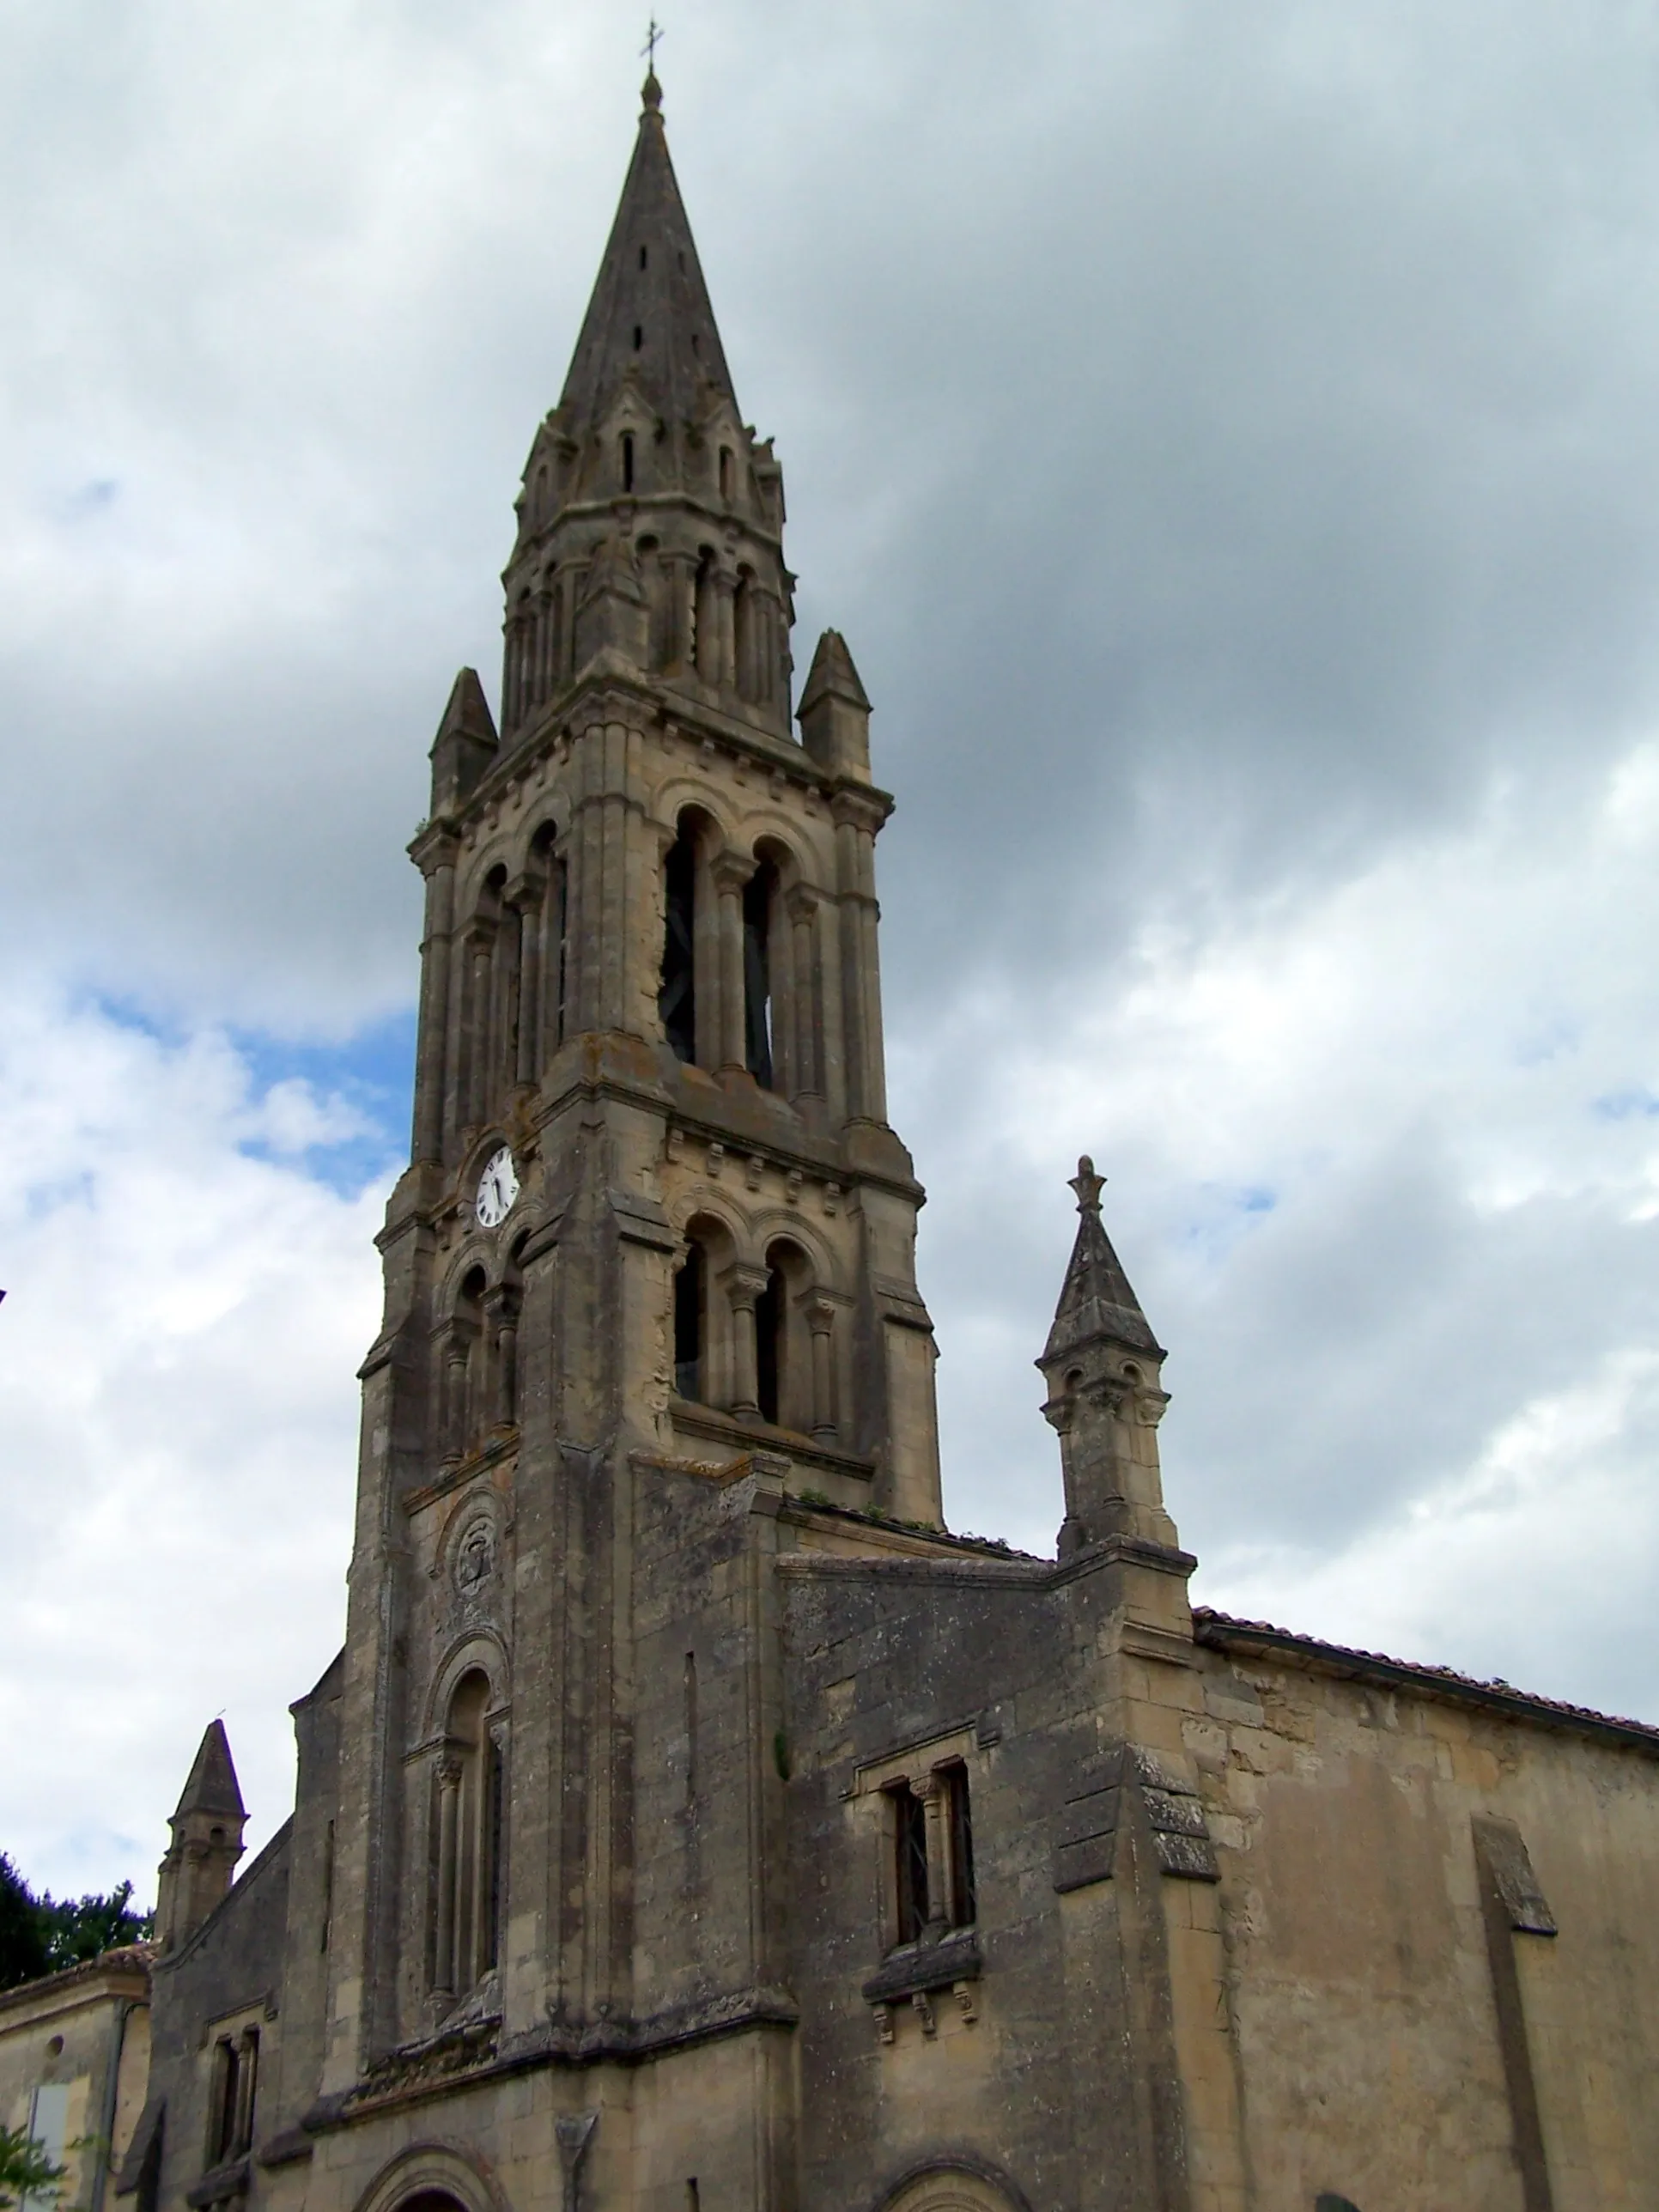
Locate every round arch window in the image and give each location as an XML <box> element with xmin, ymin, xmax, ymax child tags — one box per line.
<box><xmin>880</xmin><ymin>2167</ymin><xmax>1025</xmax><ymax>2212</ymax></box>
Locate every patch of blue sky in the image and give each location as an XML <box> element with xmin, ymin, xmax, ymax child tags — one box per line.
<box><xmin>1515</xmin><ymin>1015</ymin><xmax>1581</xmax><ymax>1066</ymax></box>
<box><xmin>1179</xmin><ymin>1182</ymin><xmax>1279</xmax><ymax>1268</ymax></box>
<box><xmin>61</xmin><ymin>477</ymin><xmax>119</xmax><ymax>520</ymax></box>
<box><xmin>231</xmin><ymin>1012</ymin><xmax>416</xmax><ymax>1196</ymax></box>
<box><xmin>80</xmin><ymin>991</ymin><xmax>414</xmax><ymax>1197</ymax></box>
<box><xmin>1593</xmin><ymin>1086</ymin><xmax>1659</xmax><ymax>1121</ymax></box>
<box><xmin>85</xmin><ymin>987</ymin><xmax>182</xmax><ymax>1048</ymax></box>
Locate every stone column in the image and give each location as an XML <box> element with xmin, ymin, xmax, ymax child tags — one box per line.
<box><xmin>695</xmin><ymin>562</ymin><xmax>719</xmax><ymax>682</ymax></box>
<box><xmin>494</xmin><ymin>906</ymin><xmax>520</xmax><ymax>1098</ymax></box>
<box><xmin>754</xmin><ymin>592</ymin><xmax>777</xmax><ymax>708</ymax></box>
<box><xmin>912</xmin><ymin>1771</ymin><xmax>951</xmax><ymax>1934</ymax></box>
<box><xmin>465</xmin><ymin>1322</ymin><xmax>491</xmax><ymax>1448</ymax></box>
<box><xmin>712</xmin><ymin>854</ymin><xmax>753</xmax><ymax>1073</ymax></box>
<box><xmin>534</xmin><ymin>586</ymin><xmax>554</xmax><ymax>703</ymax></box>
<box><xmin>815</xmin><ymin>896</ymin><xmax>846</xmax><ymax>1121</ymax></box>
<box><xmin>410</xmin><ymin>836</ymin><xmax>457</xmax><ymax>1164</ymax></box>
<box><xmin>714</xmin><ymin>568</ymin><xmax>738</xmax><ymax>690</ymax></box>
<box><xmin>484</xmin><ymin>1288</ymin><xmax>519</xmax><ymax>1427</ymax></box>
<box><xmin>806</xmin><ymin>1294</ymin><xmax>837</xmax><ymax>1441</ymax></box>
<box><xmin>443</xmin><ymin>1338</ymin><xmax>470</xmax><ymax>1461</ymax></box>
<box><xmin>659</xmin><ymin>550</ymin><xmax>695</xmax><ymax>670</ymax></box>
<box><xmin>787</xmin><ymin>887</ymin><xmax>820</xmax><ymax>1098</ymax></box>
<box><xmin>833</xmin><ymin>793</ymin><xmax>889</xmax><ymax>1121</ymax></box>
<box><xmin>565</xmin><ymin>775</ymin><xmax>595</xmax><ymax>1040</ymax></box>
<box><xmin>465</xmin><ymin>929</ymin><xmax>492</xmax><ymax>1129</ymax></box>
<box><xmin>542</xmin><ymin>855</ymin><xmax>568</xmax><ymax>1060</ymax></box>
<box><xmin>511</xmin><ymin>878</ymin><xmax>541</xmax><ymax>1085</ymax></box>
<box><xmin>232</xmin><ymin>2030</ymin><xmax>258</xmax><ymax>2154</ymax></box>
<box><xmin>726</xmin><ymin>1264</ymin><xmax>769</xmax><ymax>1420</ymax></box>
<box><xmin>433</xmin><ymin>1757</ymin><xmax>462</xmax><ymax>1994</ymax></box>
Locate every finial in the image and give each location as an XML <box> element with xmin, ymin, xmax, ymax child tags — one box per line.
<box><xmin>1068</xmin><ymin>1154</ymin><xmax>1106</xmax><ymax>1216</ymax></box>
<box><xmin>641</xmin><ymin>17</ymin><xmax>664</xmax><ymax>109</ymax></box>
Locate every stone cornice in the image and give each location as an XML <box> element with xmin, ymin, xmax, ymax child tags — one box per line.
<box><xmin>1195</xmin><ymin>1609</ymin><xmax>1659</xmax><ymax>1759</ymax></box>
<box><xmin>1048</xmin><ymin>1534</ymin><xmax>1198</xmax><ymax>1589</ymax></box>
<box><xmin>0</xmin><ymin>1947</ymin><xmax>152</xmax><ymax>2021</ymax></box>
<box><xmin>505</xmin><ymin>487</ymin><xmax>788</xmax><ymax>573</ymax></box>
<box><xmin>424</xmin><ymin>668</ymin><xmax>893</xmax><ymax>848</ymax></box>
<box><xmin>297</xmin><ymin>1987</ymin><xmax>801</xmax><ymax>2133</ymax></box>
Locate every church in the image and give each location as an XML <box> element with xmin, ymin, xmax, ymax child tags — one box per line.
<box><xmin>10</xmin><ymin>69</ymin><xmax>1659</xmax><ymax>2212</ymax></box>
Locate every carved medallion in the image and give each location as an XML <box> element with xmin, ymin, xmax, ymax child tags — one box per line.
<box><xmin>454</xmin><ymin>1520</ymin><xmax>495</xmax><ymax>1598</ymax></box>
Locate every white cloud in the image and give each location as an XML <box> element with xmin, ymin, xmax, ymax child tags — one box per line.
<box><xmin>1207</xmin><ymin>1346</ymin><xmax>1659</xmax><ymax>1723</ymax></box>
<box><xmin>0</xmin><ymin>990</ymin><xmax>384</xmax><ymax>1895</ymax></box>
<box><xmin>916</xmin><ymin>737</ymin><xmax>1659</xmax><ymax>1722</ymax></box>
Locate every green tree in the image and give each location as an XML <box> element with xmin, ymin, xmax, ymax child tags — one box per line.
<box><xmin>0</xmin><ymin>1856</ymin><xmax>153</xmax><ymax>1993</ymax></box>
<box><xmin>38</xmin><ymin>1881</ymin><xmax>151</xmax><ymax>1972</ymax></box>
<box><xmin>0</xmin><ymin>2120</ymin><xmax>64</xmax><ymax>2211</ymax></box>
<box><xmin>0</xmin><ymin>1857</ymin><xmax>48</xmax><ymax>1990</ymax></box>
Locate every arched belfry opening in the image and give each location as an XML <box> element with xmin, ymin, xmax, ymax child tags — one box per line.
<box><xmin>755</xmin><ymin>1254</ymin><xmax>784</xmax><ymax>1426</ymax></box>
<box><xmin>744</xmin><ymin>855</ymin><xmax>780</xmax><ymax>1088</ymax></box>
<box><xmin>431</xmin><ymin>1668</ymin><xmax>503</xmax><ymax>1998</ymax></box>
<box><xmin>673</xmin><ymin>1237</ymin><xmax>706</xmax><ymax>1401</ymax></box>
<box><xmin>659</xmin><ymin>813</ymin><xmax>701</xmax><ymax>1063</ymax></box>
<box><xmin>529</xmin><ymin>817</ymin><xmax>568</xmax><ymax>1065</ymax></box>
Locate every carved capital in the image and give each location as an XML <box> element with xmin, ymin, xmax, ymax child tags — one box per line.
<box><xmin>829</xmin><ymin>787</ymin><xmax>892</xmax><ymax>836</ymax></box>
<box><xmin>409</xmin><ymin>823</ymin><xmax>461</xmax><ymax>876</ymax></box>
<box><xmin>724</xmin><ymin>1262</ymin><xmax>770</xmax><ymax>1312</ymax></box>
<box><xmin>711</xmin><ymin>851</ymin><xmax>757</xmax><ymax>896</ymax></box>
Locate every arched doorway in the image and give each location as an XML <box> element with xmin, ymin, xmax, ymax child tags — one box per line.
<box><xmin>877</xmin><ymin>2160</ymin><xmax>1031</xmax><ymax>2212</ymax></box>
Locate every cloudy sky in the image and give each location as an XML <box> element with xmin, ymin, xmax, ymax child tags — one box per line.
<box><xmin>5</xmin><ymin>0</ymin><xmax>1659</xmax><ymax>1901</ymax></box>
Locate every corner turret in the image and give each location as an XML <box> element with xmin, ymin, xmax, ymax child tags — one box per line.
<box><xmin>1037</xmin><ymin>1158</ymin><xmax>1177</xmax><ymax>1559</ymax></box>
<box><xmin>428</xmin><ymin>667</ymin><xmax>499</xmax><ymax>819</ymax></box>
<box><xmin>154</xmin><ymin>1719</ymin><xmax>246</xmax><ymax>1952</ymax></box>
<box><xmin>799</xmin><ymin>629</ymin><xmax>872</xmax><ymax>781</ymax></box>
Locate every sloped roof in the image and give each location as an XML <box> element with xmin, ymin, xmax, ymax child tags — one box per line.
<box><xmin>799</xmin><ymin>629</ymin><xmax>870</xmax><ymax>717</ymax></box>
<box><xmin>1195</xmin><ymin>1607</ymin><xmax>1659</xmax><ymax>1756</ymax></box>
<box><xmin>557</xmin><ymin>73</ymin><xmax>738</xmax><ymax>434</ymax></box>
<box><xmin>1042</xmin><ymin>1157</ymin><xmax>1163</xmax><ymax>1364</ymax></box>
<box><xmin>172</xmin><ymin>1718</ymin><xmax>245</xmax><ymax>1822</ymax></box>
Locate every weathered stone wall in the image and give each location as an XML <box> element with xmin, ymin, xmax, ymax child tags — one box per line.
<box><xmin>780</xmin><ymin>1547</ymin><xmax>1085</xmax><ymax>2212</ymax></box>
<box><xmin>775</xmin><ymin>1547</ymin><xmax>1659</xmax><ymax>2212</ymax></box>
<box><xmin>0</xmin><ymin>1954</ymin><xmax>150</xmax><ymax>2212</ymax></box>
<box><xmin>147</xmin><ymin>1826</ymin><xmax>291</xmax><ymax>2212</ymax></box>
<box><xmin>1186</xmin><ymin>1626</ymin><xmax>1659</xmax><ymax>2211</ymax></box>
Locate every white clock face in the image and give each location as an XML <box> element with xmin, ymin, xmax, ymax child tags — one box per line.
<box><xmin>474</xmin><ymin>1146</ymin><xmax>519</xmax><ymax>1229</ymax></box>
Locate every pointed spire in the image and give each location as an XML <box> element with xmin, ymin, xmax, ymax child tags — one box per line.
<box><xmin>173</xmin><ymin>1718</ymin><xmax>246</xmax><ymax>1822</ymax></box>
<box><xmin>428</xmin><ymin>665</ymin><xmax>499</xmax><ymax>816</ymax></box>
<box><xmin>799</xmin><ymin>629</ymin><xmax>870</xmax><ymax>717</ymax></box>
<box><xmin>1038</xmin><ymin>1159</ymin><xmax>1176</xmax><ymax>1560</ymax></box>
<box><xmin>1042</xmin><ymin>1156</ymin><xmax>1163</xmax><ymax>1365</ymax></box>
<box><xmin>155</xmin><ymin>1720</ymin><xmax>248</xmax><ymax>1951</ymax></box>
<box><xmin>799</xmin><ymin>629</ymin><xmax>872</xmax><ymax>780</ymax></box>
<box><xmin>557</xmin><ymin>76</ymin><xmax>738</xmax><ymax>437</ymax></box>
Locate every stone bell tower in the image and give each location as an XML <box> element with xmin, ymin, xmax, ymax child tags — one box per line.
<box><xmin>313</xmin><ymin>64</ymin><xmax>942</xmax><ymax>2099</ymax></box>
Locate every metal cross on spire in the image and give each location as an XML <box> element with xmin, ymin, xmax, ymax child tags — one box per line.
<box><xmin>641</xmin><ymin>16</ymin><xmax>664</xmax><ymax>70</ymax></box>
